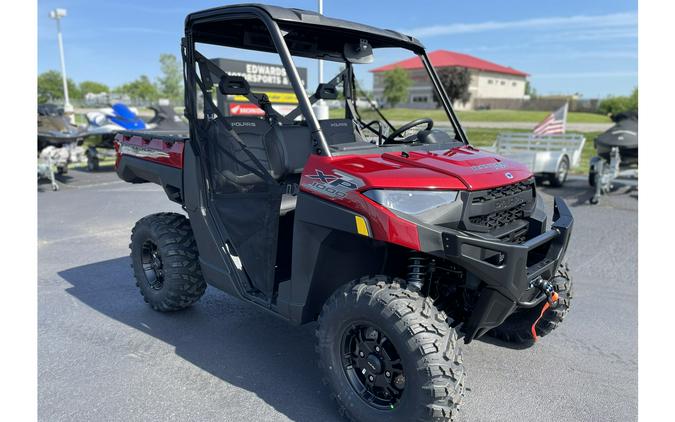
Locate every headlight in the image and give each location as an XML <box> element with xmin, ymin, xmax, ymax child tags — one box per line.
<box><xmin>363</xmin><ymin>189</ymin><xmax>458</xmax><ymax>215</ymax></box>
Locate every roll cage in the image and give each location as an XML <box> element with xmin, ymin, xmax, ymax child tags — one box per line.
<box><xmin>182</xmin><ymin>3</ymin><xmax>469</xmax><ymax>158</ymax></box>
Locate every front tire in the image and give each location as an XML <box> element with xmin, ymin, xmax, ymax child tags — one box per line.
<box><xmin>316</xmin><ymin>276</ymin><xmax>465</xmax><ymax>422</ymax></box>
<box><xmin>130</xmin><ymin>213</ymin><xmax>207</xmax><ymax>312</ymax></box>
<box><xmin>488</xmin><ymin>265</ymin><xmax>572</xmax><ymax>346</ymax></box>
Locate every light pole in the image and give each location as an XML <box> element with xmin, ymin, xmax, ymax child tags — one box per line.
<box><xmin>313</xmin><ymin>0</ymin><xmax>329</xmax><ymax>119</ymax></box>
<box><xmin>49</xmin><ymin>8</ymin><xmax>74</xmax><ymax>119</ymax></box>
<box><xmin>318</xmin><ymin>0</ymin><xmax>324</xmax><ymax>85</ymax></box>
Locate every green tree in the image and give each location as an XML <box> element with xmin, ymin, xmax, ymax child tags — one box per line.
<box><xmin>434</xmin><ymin>67</ymin><xmax>471</xmax><ymax>106</ymax></box>
<box><xmin>157</xmin><ymin>53</ymin><xmax>183</xmax><ymax>102</ymax></box>
<box><xmin>38</xmin><ymin>70</ymin><xmax>80</xmax><ymax>103</ymax></box>
<box><xmin>598</xmin><ymin>87</ymin><xmax>638</xmax><ymax>116</ymax></box>
<box><xmin>115</xmin><ymin>75</ymin><xmax>159</xmax><ymax>102</ymax></box>
<box><xmin>79</xmin><ymin>80</ymin><xmax>109</xmax><ymax>95</ymax></box>
<box><xmin>525</xmin><ymin>80</ymin><xmax>537</xmax><ymax>98</ymax></box>
<box><xmin>627</xmin><ymin>87</ymin><xmax>638</xmax><ymax>112</ymax></box>
<box><xmin>382</xmin><ymin>67</ymin><xmax>410</xmax><ymax>108</ymax></box>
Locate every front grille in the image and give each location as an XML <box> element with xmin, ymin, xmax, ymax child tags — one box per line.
<box><xmin>472</xmin><ymin>178</ymin><xmax>534</xmax><ymax>203</ymax></box>
<box><xmin>469</xmin><ymin>203</ymin><xmax>528</xmax><ymax>230</ymax></box>
<box><xmin>462</xmin><ymin>178</ymin><xmax>536</xmax><ymax>233</ymax></box>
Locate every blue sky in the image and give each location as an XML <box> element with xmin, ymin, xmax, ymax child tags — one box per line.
<box><xmin>38</xmin><ymin>0</ymin><xmax>637</xmax><ymax>98</ymax></box>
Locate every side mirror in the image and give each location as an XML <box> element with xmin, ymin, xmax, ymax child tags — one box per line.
<box><xmin>219</xmin><ymin>75</ymin><xmax>251</xmax><ymax>95</ymax></box>
<box><xmin>344</xmin><ymin>39</ymin><xmax>374</xmax><ymax>64</ymax></box>
<box><xmin>315</xmin><ymin>83</ymin><xmax>339</xmax><ymax>100</ymax></box>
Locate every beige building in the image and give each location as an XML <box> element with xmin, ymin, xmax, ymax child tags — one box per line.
<box><xmin>371</xmin><ymin>50</ymin><xmax>528</xmax><ymax>110</ymax></box>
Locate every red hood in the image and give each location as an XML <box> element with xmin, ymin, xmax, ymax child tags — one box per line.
<box><xmin>327</xmin><ymin>145</ymin><xmax>532</xmax><ymax>191</ymax></box>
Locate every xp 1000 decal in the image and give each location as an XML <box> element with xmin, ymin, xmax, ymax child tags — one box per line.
<box><xmin>303</xmin><ymin>169</ymin><xmax>364</xmax><ymax>199</ymax></box>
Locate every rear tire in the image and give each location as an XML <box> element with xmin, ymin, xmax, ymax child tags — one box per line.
<box><xmin>487</xmin><ymin>265</ymin><xmax>572</xmax><ymax>346</ymax></box>
<box><xmin>129</xmin><ymin>213</ymin><xmax>206</xmax><ymax>312</ymax></box>
<box><xmin>316</xmin><ymin>276</ymin><xmax>465</xmax><ymax>422</ymax></box>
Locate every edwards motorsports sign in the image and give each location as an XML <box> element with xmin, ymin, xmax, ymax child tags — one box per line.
<box><xmin>213</xmin><ymin>58</ymin><xmax>307</xmax><ymax>89</ymax></box>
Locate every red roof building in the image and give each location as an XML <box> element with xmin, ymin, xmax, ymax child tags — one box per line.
<box><xmin>371</xmin><ymin>50</ymin><xmax>528</xmax><ymax>76</ymax></box>
<box><xmin>371</xmin><ymin>50</ymin><xmax>529</xmax><ymax>110</ymax></box>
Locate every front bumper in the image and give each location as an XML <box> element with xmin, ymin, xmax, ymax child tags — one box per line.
<box><xmin>417</xmin><ymin>197</ymin><xmax>574</xmax><ymax>342</ymax></box>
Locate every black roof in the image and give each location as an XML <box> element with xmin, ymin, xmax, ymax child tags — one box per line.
<box><xmin>186</xmin><ymin>3</ymin><xmax>424</xmax><ymax>59</ymax></box>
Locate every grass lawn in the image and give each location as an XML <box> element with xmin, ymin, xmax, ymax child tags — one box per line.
<box><xmin>68</xmin><ymin>158</ymin><xmax>117</xmax><ymax>170</ymax></box>
<box><xmin>465</xmin><ymin>128</ymin><xmax>599</xmax><ymax>175</ymax></box>
<box><xmin>330</xmin><ymin>108</ymin><xmax>609</xmax><ymax>124</ymax></box>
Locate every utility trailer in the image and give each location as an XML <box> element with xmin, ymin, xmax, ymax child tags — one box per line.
<box><xmin>488</xmin><ymin>132</ymin><xmax>586</xmax><ymax>187</ymax></box>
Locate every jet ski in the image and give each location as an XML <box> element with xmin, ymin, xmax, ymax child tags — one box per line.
<box><xmin>595</xmin><ymin>111</ymin><xmax>638</xmax><ymax>167</ymax></box>
<box><xmin>146</xmin><ymin>104</ymin><xmax>188</xmax><ymax>133</ymax></box>
<box><xmin>85</xmin><ymin>102</ymin><xmax>147</xmax><ymax>148</ymax></box>
<box><xmin>84</xmin><ymin>103</ymin><xmax>147</xmax><ymax>170</ymax></box>
<box><xmin>589</xmin><ymin>111</ymin><xmax>638</xmax><ymax>204</ymax></box>
<box><xmin>37</xmin><ymin>104</ymin><xmax>87</xmax><ymax>151</ymax></box>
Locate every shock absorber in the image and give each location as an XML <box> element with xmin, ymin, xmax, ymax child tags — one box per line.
<box><xmin>407</xmin><ymin>254</ymin><xmax>427</xmax><ymax>292</ymax></box>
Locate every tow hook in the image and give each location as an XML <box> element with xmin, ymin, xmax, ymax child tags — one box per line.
<box><xmin>530</xmin><ymin>277</ymin><xmax>559</xmax><ymax>308</ymax></box>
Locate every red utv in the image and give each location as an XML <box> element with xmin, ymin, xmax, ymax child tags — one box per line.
<box><xmin>114</xmin><ymin>4</ymin><xmax>573</xmax><ymax>421</ymax></box>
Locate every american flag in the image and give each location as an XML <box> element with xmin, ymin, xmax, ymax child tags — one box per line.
<box><xmin>533</xmin><ymin>103</ymin><xmax>568</xmax><ymax>135</ymax></box>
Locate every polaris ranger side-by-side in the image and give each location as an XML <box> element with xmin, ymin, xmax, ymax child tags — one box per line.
<box><xmin>115</xmin><ymin>4</ymin><xmax>574</xmax><ymax>421</ymax></box>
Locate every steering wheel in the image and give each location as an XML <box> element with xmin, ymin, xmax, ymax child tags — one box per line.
<box><xmin>384</xmin><ymin>118</ymin><xmax>433</xmax><ymax>144</ymax></box>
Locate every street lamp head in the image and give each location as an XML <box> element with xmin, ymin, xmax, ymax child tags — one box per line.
<box><xmin>49</xmin><ymin>9</ymin><xmax>67</xmax><ymax>19</ymax></box>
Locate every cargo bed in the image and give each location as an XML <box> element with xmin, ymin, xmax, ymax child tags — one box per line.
<box><xmin>114</xmin><ymin>130</ymin><xmax>189</xmax><ymax>203</ymax></box>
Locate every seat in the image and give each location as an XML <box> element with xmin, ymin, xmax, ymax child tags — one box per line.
<box><xmin>216</xmin><ymin>116</ymin><xmax>280</xmax><ymax>175</ymax></box>
<box><xmin>215</xmin><ymin>117</ymin><xmax>312</xmax><ymax>215</ymax></box>
<box><xmin>319</xmin><ymin>119</ymin><xmax>362</xmax><ymax>145</ymax></box>
<box><xmin>267</xmin><ymin>125</ymin><xmax>313</xmax><ymax>177</ymax></box>
<box><xmin>214</xmin><ymin>117</ymin><xmax>370</xmax><ymax>215</ymax></box>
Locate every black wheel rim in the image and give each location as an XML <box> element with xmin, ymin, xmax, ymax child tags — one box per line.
<box><xmin>341</xmin><ymin>324</ymin><xmax>405</xmax><ymax>410</ymax></box>
<box><xmin>141</xmin><ymin>240</ymin><xmax>164</xmax><ymax>290</ymax></box>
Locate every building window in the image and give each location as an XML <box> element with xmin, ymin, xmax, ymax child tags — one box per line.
<box><xmin>488</xmin><ymin>79</ymin><xmax>493</xmax><ymax>84</ymax></box>
<box><xmin>412</xmin><ymin>96</ymin><xmax>428</xmax><ymax>103</ymax></box>
<box><xmin>500</xmin><ymin>80</ymin><xmax>506</xmax><ymax>85</ymax></box>
<box><xmin>512</xmin><ymin>82</ymin><xmax>517</xmax><ymax>86</ymax></box>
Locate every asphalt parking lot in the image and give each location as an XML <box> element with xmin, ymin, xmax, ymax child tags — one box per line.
<box><xmin>38</xmin><ymin>168</ymin><xmax>638</xmax><ymax>422</ymax></box>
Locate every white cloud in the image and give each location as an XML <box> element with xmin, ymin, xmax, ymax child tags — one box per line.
<box><xmin>401</xmin><ymin>12</ymin><xmax>637</xmax><ymax>38</ymax></box>
<box><xmin>533</xmin><ymin>71</ymin><xmax>637</xmax><ymax>79</ymax></box>
<box><xmin>560</xmin><ymin>51</ymin><xmax>637</xmax><ymax>59</ymax></box>
<box><xmin>540</xmin><ymin>28</ymin><xmax>638</xmax><ymax>42</ymax></box>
